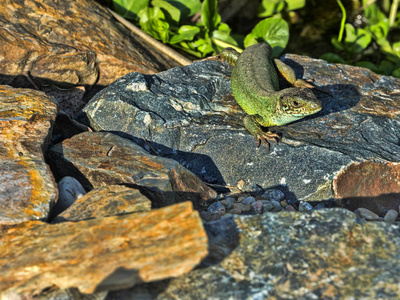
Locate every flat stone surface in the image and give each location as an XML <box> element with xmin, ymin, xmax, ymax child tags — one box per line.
<box><xmin>48</xmin><ymin>131</ymin><xmax>217</xmax><ymax>208</ymax></box>
<box><xmin>0</xmin><ymin>0</ymin><xmax>179</xmax><ymax>115</ymax></box>
<box><xmin>108</xmin><ymin>209</ymin><xmax>400</xmax><ymax>299</ymax></box>
<box><xmin>52</xmin><ymin>185</ymin><xmax>152</xmax><ymax>222</ymax></box>
<box><xmin>0</xmin><ymin>85</ymin><xmax>58</xmax><ymax>224</ymax></box>
<box><xmin>77</xmin><ymin>54</ymin><xmax>400</xmax><ymax>200</ymax></box>
<box><xmin>0</xmin><ymin>201</ymin><xmax>208</xmax><ymax>298</ymax></box>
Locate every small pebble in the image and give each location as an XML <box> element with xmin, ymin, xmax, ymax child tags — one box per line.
<box><xmin>207</xmin><ymin>201</ymin><xmax>225</xmax><ymax>215</ymax></box>
<box><xmin>355</xmin><ymin>208</ymin><xmax>380</xmax><ymax>221</ymax></box>
<box><xmin>232</xmin><ymin>203</ymin><xmax>252</xmax><ymax>213</ymax></box>
<box><xmin>221</xmin><ymin>213</ymin><xmax>233</xmax><ymax>219</ymax></box>
<box><xmin>200</xmin><ymin>211</ymin><xmax>221</xmax><ymax>222</ymax></box>
<box><xmin>262</xmin><ymin>189</ymin><xmax>285</xmax><ymax>202</ymax></box>
<box><xmin>384</xmin><ymin>209</ymin><xmax>398</xmax><ymax>223</ymax></box>
<box><xmin>261</xmin><ymin>200</ymin><xmax>283</xmax><ymax>212</ymax></box>
<box><xmin>55</xmin><ymin>176</ymin><xmax>86</xmax><ymax>215</ymax></box>
<box><xmin>237</xmin><ymin>195</ymin><xmax>249</xmax><ymax>203</ymax></box>
<box><xmin>285</xmin><ymin>205</ymin><xmax>296</xmax><ymax>212</ymax></box>
<box><xmin>251</xmin><ymin>200</ymin><xmax>263</xmax><ymax>214</ymax></box>
<box><xmin>220</xmin><ymin>197</ymin><xmax>235</xmax><ymax>209</ymax></box>
<box><xmin>298</xmin><ymin>201</ymin><xmax>313</xmax><ymax>211</ymax></box>
<box><xmin>200</xmin><ymin>211</ymin><xmax>211</xmax><ymax>220</ymax></box>
<box><xmin>241</xmin><ymin>196</ymin><xmax>255</xmax><ymax>205</ymax></box>
<box><xmin>229</xmin><ymin>208</ymin><xmax>242</xmax><ymax>215</ymax></box>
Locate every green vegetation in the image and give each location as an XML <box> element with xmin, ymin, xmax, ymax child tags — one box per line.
<box><xmin>111</xmin><ymin>0</ymin><xmax>400</xmax><ymax>77</ymax></box>
<box><xmin>112</xmin><ymin>0</ymin><xmax>301</xmax><ymax>57</ymax></box>
<box><xmin>322</xmin><ymin>0</ymin><xmax>400</xmax><ymax>77</ymax></box>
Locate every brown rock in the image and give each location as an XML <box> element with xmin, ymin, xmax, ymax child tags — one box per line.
<box><xmin>48</xmin><ymin>132</ymin><xmax>217</xmax><ymax>208</ymax></box>
<box><xmin>52</xmin><ymin>185</ymin><xmax>152</xmax><ymax>222</ymax></box>
<box><xmin>0</xmin><ymin>201</ymin><xmax>208</xmax><ymax>298</ymax></box>
<box><xmin>0</xmin><ymin>0</ymin><xmax>180</xmax><ymax>115</ymax></box>
<box><xmin>0</xmin><ymin>85</ymin><xmax>58</xmax><ymax>224</ymax></box>
<box><xmin>334</xmin><ymin>161</ymin><xmax>400</xmax><ymax>216</ymax></box>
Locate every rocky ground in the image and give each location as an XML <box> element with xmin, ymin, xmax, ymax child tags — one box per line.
<box><xmin>2</xmin><ymin>0</ymin><xmax>400</xmax><ymax>299</ymax></box>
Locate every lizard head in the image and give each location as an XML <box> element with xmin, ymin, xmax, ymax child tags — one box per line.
<box><xmin>275</xmin><ymin>88</ymin><xmax>322</xmax><ymax>125</ymax></box>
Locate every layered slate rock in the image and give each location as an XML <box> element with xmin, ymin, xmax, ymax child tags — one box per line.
<box><xmin>48</xmin><ymin>132</ymin><xmax>217</xmax><ymax>208</ymax></box>
<box><xmin>0</xmin><ymin>85</ymin><xmax>58</xmax><ymax>224</ymax></box>
<box><xmin>109</xmin><ymin>209</ymin><xmax>400</xmax><ymax>299</ymax></box>
<box><xmin>0</xmin><ymin>201</ymin><xmax>208</xmax><ymax>298</ymax></box>
<box><xmin>52</xmin><ymin>185</ymin><xmax>152</xmax><ymax>222</ymax></box>
<box><xmin>0</xmin><ymin>0</ymin><xmax>178</xmax><ymax>115</ymax></box>
<box><xmin>80</xmin><ymin>56</ymin><xmax>400</xmax><ymax>200</ymax></box>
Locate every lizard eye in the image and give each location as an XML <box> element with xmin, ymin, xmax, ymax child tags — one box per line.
<box><xmin>292</xmin><ymin>100</ymin><xmax>300</xmax><ymax>107</ymax></box>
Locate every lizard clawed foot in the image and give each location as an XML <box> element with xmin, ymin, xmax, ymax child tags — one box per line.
<box><xmin>255</xmin><ymin>131</ymin><xmax>280</xmax><ymax>149</ymax></box>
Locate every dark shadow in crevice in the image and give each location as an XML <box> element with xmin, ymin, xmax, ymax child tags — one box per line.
<box><xmin>337</xmin><ymin>193</ymin><xmax>400</xmax><ymax>217</ymax></box>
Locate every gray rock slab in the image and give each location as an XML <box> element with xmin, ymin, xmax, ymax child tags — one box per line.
<box><xmin>79</xmin><ymin>55</ymin><xmax>400</xmax><ymax>200</ymax></box>
<box><xmin>108</xmin><ymin>209</ymin><xmax>400</xmax><ymax>299</ymax></box>
<box><xmin>48</xmin><ymin>131</ymin><xmax>216</xmax><ymax>208</ymax></box>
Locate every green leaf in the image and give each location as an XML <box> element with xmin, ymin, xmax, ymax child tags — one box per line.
<box><xmin>152</xmin><ymin>0</ymin><xmax>181</xmax><ymax>24</ymax></box>
<box><xmin>366</xmin><ymin>18</ymin><xmax>389</xmax><ymax>40</ymax></box>
<box><xmin>165</xmin><ymin>0</ymin><xmax>201</xmax><ymax>18</ymax></box>
<box><xmin>344</xmin><ymin>23</ymin><xmax>372</xmax><ymax>53</ymax></box>
<box><xmin>285</xmin><ymin>0</ymin><xmax>305</xmax><ymax>11</ymax></box>
<box><xmin>211</xmin><ymin>23</ymin><xmax>238</xmax><ymax>50</ymax></box>
<box><xmin>377</xmin><ymin>38</ymin><xmax>394</xmax><ymax>56</ymax></box>
<box><xmin>244</xmin><ymin>18</ymin><xmax>289</xmax><ymax>57</ymax></box>
<box><xmin>392</xmin><ymin>68</ymin><xmax>400</xmax><ymax>78</ymax></box>
<box><xmin>393</xmin><ymin>41</ymin><xmax>400</xmax><ymax>58</ymax></box>
<box><xmin>320</xmin><ymin>53</ymin><xmax>346</xmax><ymax>64</ymax></box>
<box><xmin>363</xmin><ymin>1</ymin><xmax>387</xmax><ymax>25</ymax></box>
<box><xmin>195</xmin><ymin>38</ymin><xmax>214</xmax><ymax>56</ymax></box>
<box><xmin>378</xmin><ymin>60</ymin><xmax>394</xmax><ymax>75</ymax></box>
<box><xmin>113</xmin><ymin>0</ymin><xmax>150</xmax><ymax>20</ymax></box>
<box><xmin>169</xmin><ymin>25</ymin><xmax>200</xmax><ymax>44</ymax></box>
<box><xmin>355</xmin><ymin>61</ymin><xmax>379</xmax><ymax>73</ymax></box>
<box><xmin>139</xmin><ymin>7</ymin><xmax>170</xmax><ymax>43</ymax></box>
<box><xmin>331</xmin><ymin>37</ymin><xmax>345</xmax><ymax>51</ymax></box>
<box><xmin>257</xmin><ymin>0</ymin><xmax>285</xmax><ymax>18</ymax></box>
<box><xmin>201</xmin><ymin>0</ymin><xmax>221</xmax><ymax>32</ymax></box>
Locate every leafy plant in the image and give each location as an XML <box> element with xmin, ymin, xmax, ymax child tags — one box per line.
<box><xmin>257</xmin><ymin>0</ymin><xmax>306</xmax><ymax>18</ymax></box>
<box><xmin>112</xmin><ymin>0</ymin><xmax>295</xmax><ymax>58</ymax></box>
<box><xmin>321</xmin><ymin>0</ymin><xmax>400</xmax><ymax>77</ymax></box>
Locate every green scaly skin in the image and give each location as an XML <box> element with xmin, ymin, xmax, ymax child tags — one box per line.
<box><xmin>220</xmin><ymin>43</ymin><xmax>322</xmax><ymax>148</ymax></box>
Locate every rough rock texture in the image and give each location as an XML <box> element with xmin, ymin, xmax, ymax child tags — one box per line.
<box><xmin>334</xmin><ymin>161</ymin><xmax>400</xmax><ymax>216</ymax></box>
<box><xmin>108</xmin><ymin>209</ymin><xmax>400</xmax><ymax>299</ymax></box>
<box><xmin>0</xmin><ymin>201</ymin><xmax>208</xmax><ymax>298</ymax></box>
<box><xmin>0</xmin><ymin>85</ymin><xmax>58</xmax><ymax>224</ymax></box>
<box><xmin>34</xmin><ymin>287</ymin><xmax>108</xmax><ymax>300</ymax></box>
<box><xmin>80</xmin><ymin>55</ymin><xmax>400</xmax><ymax>200</ymax></box>
<box><xmin>0</xmin><ymin>0</ymin><xmax>179</xmax><ymax>115</ymax></box>
<box><xmin>52</xmin><ymin>185</ymin><xmax>152</xmax><ymax>222</ymax></box>
<box><xmin>48</xmin><ymin>131</ymin><xmax>217</xmax><ymax>208</ymax></box>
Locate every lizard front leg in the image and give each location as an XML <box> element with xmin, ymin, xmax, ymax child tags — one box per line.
<box><xmin>243</xmin><ymin>115</ymin><xmax>280</xmax><ymax>148</ymax></box>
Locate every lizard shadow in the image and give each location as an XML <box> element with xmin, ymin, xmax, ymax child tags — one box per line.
<box><xmin>103</xmin><ymin>130</ymin><xmax>231</xmax><ymax>194</ymax></box>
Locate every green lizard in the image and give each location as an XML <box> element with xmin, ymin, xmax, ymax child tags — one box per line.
<box><xmin>219</xmin><ymin>42</ymin><xmax>322</xmax><ymax>148</ymax></box>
